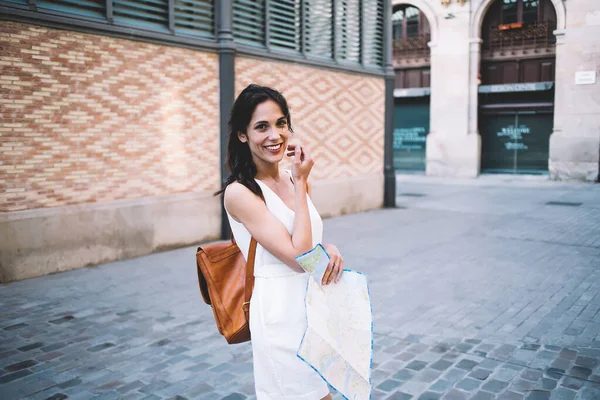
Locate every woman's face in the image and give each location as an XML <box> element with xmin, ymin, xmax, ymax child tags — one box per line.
<box><xmin>239</xmin><ymin>99</ymin><xmax>290</xmax><ymax>167</ymax></box>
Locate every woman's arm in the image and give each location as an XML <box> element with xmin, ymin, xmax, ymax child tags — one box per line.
<box><xmin>225</xmin><ymin>181</ymin><xmax>311</xmax><ymax>271</ymax></box>
<box><xmin>225</xmin><ymin>144</ymin><xmax>315</xmax><ymax>271</ymax></box>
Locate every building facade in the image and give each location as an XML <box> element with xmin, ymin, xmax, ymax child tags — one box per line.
<box><xmin>2</xmin><ymin>0</ymin><xmax>598</xmax><ymax>282</ymax></box>
<box><xmin>0</xmin><ymin>0</ymin><xmax>394</xmax><ymax>282</ymax></box>
<box><xmin>391</xmin><ymin>0</ymin><xmax>600</xmax><ymax>180</ymax></box>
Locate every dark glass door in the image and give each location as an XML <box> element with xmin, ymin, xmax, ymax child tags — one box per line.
<box><xmin>393</xmin><ymin>98</ymin><xmax>430</xmax><ymax>171</ymax></box>
<box><xmin>481</xmin><ymin>110</ymin><xmax>553</xmax><ymax>173</ymax></box>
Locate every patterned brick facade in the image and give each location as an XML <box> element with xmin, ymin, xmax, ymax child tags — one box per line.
<box><xmin>235</xmin><ymin>57</ymin><xmax>385</xmax><ymax>181</ymax></box>
<box><xmin>0</xmin><ymin>21</ymin><xmax>220</xmax><ymax>212</ymax></box>
<box><xmin>0</xmin><ymin>21</ymin><xmax>384</xmax><ymax>214</ymax></box>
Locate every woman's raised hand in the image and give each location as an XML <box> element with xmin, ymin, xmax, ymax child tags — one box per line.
<box><xmin>287</xmin><ymin>144</ymin><xmax>314</xmax><ymax>182</ymax></box>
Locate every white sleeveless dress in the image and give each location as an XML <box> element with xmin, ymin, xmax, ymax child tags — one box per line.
<box><xmin>225</xmin><ymin>175</ymin><xmax>329</xmax><ymax>400</ymax></box>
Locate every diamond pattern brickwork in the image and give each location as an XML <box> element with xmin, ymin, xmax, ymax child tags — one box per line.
<box><xmin>235</xmin><ymin>57</ymin><xmax>385</xmax><ymax>181</ymax></box>
<box><xmin>0</xmin><ymin>22</ymin><xmax>220</xmax><ymax>212</ymax></box>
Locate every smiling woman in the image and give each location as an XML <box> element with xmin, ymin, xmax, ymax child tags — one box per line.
<box><xmin>215</xmin><ymin>84</ymin><xmax>345</xmax><ymax>400</ymax></box>
<box><xmin>241</xmin><ymin>104</ymin><xmax>291</xmax><ymax>168</ymax></box>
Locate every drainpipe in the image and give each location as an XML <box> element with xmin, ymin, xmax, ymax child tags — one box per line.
<box><xmin>383</xmin><ymin>0</ymin><xmax>397</xmax><ymax>207</ymax></box>
<box><xmin>218</xmin><ymin>0</ymin><xmax>235</xmax><ymax>240</ymax></box>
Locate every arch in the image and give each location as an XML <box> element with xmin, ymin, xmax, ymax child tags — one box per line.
<box><xmin>391</xmin><ymin>0</ymin><xmax>439</xmax><ymax>46</ymax></box>
<box><xmin>471</xmin><ymin>0</ymin><xmax>566</xmax><ymax>39</ymax></box>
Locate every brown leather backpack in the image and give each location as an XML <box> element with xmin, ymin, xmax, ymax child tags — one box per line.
<box><xmin>197</xmin><ymin>180</ymin><xmax>308</xmax><ymax>344</ymax></box>
<box><xmin>196</xmin><ymin>236</ymin><xmax>257</xmax><ymax>344</ymax></box>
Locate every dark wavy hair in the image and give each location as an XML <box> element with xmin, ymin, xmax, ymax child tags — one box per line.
<box><xmin>215</xmin><ymin>84</ymin><xmax>293</xmax><ymax>199</ymax></box>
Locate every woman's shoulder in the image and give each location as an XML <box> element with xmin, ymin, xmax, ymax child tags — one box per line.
<box><xmin>224</xmin><ymin>181</ymin><xmax>263</xmax><ymax>217</ymax></box>
<box><xmin>224</xmin><ymin>181</ymin><xmax>250</xmax><ymax>205</ymax></box>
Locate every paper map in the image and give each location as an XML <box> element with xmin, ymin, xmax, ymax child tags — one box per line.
<box><xmin>295</xmin><ymin>244</ymin><xmax>373</xmax><ymax>400</ymax></box>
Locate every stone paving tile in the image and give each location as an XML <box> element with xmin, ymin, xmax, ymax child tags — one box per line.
<box><xmin>497</xmin><ymin>392</ymin><xmax>524</xmax><ymax>400</ymax></box>
<box><xmin>386</xmin><ymin>392</ymin><xmax>414</xmax><ymax>400</ymax></box>
<box><xmin>378</xmin><ymin>379</ymin><xmax>404</xmax><ymax>392</ymax></box>
<box><xmin>456</xmin><ymin>377</ymin><xmax>482</xmax><ymax>392</ymax></box>
<box><xmin>442</xmin><ymin>389</ymin><xmax>469</xmax><ymax>400</ymax></box>
<box><xmin>470</xmin><ymin>369</ymin><xmax>493</xmax><ymax>381</ymax></box>
<box><xmin>471</xmin><ymin>391</ymin><xmax>496</xmax><ymax>400</ymax></box>
<box><xmin>418</xmin><ymin>391</ymin><xmax>442</xmax><ymax>400</ymax></box>
<box><xmin>1</xmin><ymin>180</ymin><xmax>599</xmax><ymax>399</ymax></box>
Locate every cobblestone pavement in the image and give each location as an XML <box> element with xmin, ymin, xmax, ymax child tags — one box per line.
<box><xmin>1</xmin><ymin>176</ymin><xmax>599</xmax><ymax>400</ymax></box>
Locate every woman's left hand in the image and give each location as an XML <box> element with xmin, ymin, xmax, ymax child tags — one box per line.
<box><xmin>322</xmin><ymin>244</ymin><xmax>344</xmax><ymax>285</ymax></box>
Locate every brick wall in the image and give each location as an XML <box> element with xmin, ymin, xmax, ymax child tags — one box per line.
<box><xmin>0</xmin><ymin>21</ymin><xmax>220</xmax><ymax>212</ymax></box>
<box><xmin>235</xmin><ymin>57</ymin><xmax>385</xmax><ymax>182</ymax></box>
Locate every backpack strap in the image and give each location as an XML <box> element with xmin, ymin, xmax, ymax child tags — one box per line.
<box><xmin>242</xmin><ymin>237</ymin><xmax>257</xmax><ymax>319</ymax></box>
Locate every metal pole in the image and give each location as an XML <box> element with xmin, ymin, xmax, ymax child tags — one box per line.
<box><xmin>300</xmin><ymin>0</ymin><xmax>306</xmax><ymax>55</ymax></box>
<box><xmin>332</xmin><ymin>1</ymin><xmax>337</xmax><ymax>60</ymax></box>
<box><xmin>105</xmin><ymin>0</ymin><xmax>113</xmax><ymax>22</ymax></box>
<box><xmin>218</xmin><ymin>0</ymin><xmax>236</xmax><ymax>240</ymax></box>
<box><xmin>360</xmin><ymin>0</ymin><xmax>365</xmax><ymax>67</ymax></box>
<box><xmin>168</xmin><ymin>0</ymin><xmax>175</xmax><ymax>33</ymax></box>
<box><xmin>383</xmin><ymin>0</ymin><xmax>396</xmax><ymax>208</ymax></box>
<box><xmin>265</xmin><ymin>0</ymin><xmax>271</xmax><ymax>50</ymax></box>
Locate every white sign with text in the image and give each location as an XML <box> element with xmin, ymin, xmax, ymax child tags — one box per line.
<box><xmin>575</xmin><ymin>71</ymin><xmax>597</xmax><ymax>85</ymax></box>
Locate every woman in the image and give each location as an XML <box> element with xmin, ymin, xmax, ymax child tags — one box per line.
<box><xmin>220</xmin><ymin>84</ymin><xmax>344</xmax><ymax>400</ymax></box>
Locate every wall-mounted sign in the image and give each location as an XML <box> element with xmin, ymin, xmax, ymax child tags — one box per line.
<box><xmin>478</xmin><ymin>82</ymin><xmax>553</xmax><ymax>93</ymax></box>
<box><xmin>394</xmin><ymin>88</ymin><xmax>431</xmax><ymax>98</ymax></box>
<box><xmin>575</xmin><ymin>71</ymin><xmax>597</xmax><ymax>85</ymax></box>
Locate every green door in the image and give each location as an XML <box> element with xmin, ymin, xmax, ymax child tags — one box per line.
<box><xmin>393</xmin><ymin>98</ymin><xmax>430</xmax><ymax>171</ymax></box>
<box><xmin>480</xmin><ymin>110</ymin><xmax>553</xmax><ymax>173</ymax></box>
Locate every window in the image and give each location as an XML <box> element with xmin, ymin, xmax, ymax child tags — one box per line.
<box><xmin>392</xmin><ymin>6</ymin><xmax>424</xmax><ymax>40</ymax></box>
<box><xmin>522</xmin><ymin>0</ymin><xmax>539</xmax><ymax>24</ymax></box>
<box><xmin>392</xmin><ymin>8</ymin><xmax>405</xmax><ymax>40</ymax></box>
<box><xmin>405</xmin><ymin>7</ymin><xmax>419</xmax><ymax>37</ymax></box>
<box><xmin>502</xmin><ymin>0</ymin><xmax>518</xmax><ymax>24</ymax></box>
<box><xmin>501</xmin><ymin>0</ymin><xmax>540</xmax><ymax>25</ymax></box>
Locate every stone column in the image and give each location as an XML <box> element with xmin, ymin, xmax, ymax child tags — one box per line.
<box><xmin>426</xmin><ymin>6</ymin><xmax>481</xmax><ymax>178</ymax></box>
<box><xmin>468</xmin><ymin>38</ymin><xmax>482</xmax><ymax>136</ymax></box>
<box><xmin>549</xmin><ymin>1</ymin><xmax>600</xmax><ymax>181</ymax></box>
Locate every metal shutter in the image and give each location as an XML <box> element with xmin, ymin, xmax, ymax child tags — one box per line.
<box><xmin>233</xmin><ymin>0</ymin><xmax>266</xmax><ymax>47</ymax></box>
<box><xmin>174</xmin><ymin>0</ymin><xmax>215</xmax><ymax>38</ymax></box>
<box><xmin>304</xmin><ymin>0</ymin><xmax>333</xmax><ymax>59</ymax></box>
<box><xmin>2</xmin><ymin>0</ymin><xmax>31</xmax><ymax>6</ymax></box>
<box><xmin>35</xmin><ymin>0</ymin><xmax>105</xmax><ymax>20</ymax></box>
<box><xmin>335</xmin><ymin>0</ymin><xmax>361</xmax><ymax>63</ymax></box>
<box><xmin>113</xmin><ymin>0</ymin><xmax>169</xmax><ymax>32</ymax></box>
<box><xmin>363</xmin><ymin>0</ymin><xmax>384</xmax><ymax>67</ymax></box>
<box><xmin>269</xmin><ymin>0</ymin><xmax>300</xmax><ymax>52</ymax></box>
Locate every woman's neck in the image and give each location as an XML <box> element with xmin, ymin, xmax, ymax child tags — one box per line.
<box><xmin>254</xmin><ymin>161</ymin><xmax>281</xmax><ymax>182</ymax></box>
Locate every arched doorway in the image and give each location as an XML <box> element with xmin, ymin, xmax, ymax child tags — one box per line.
<box><xmin>478</xmin><ymin>0</ymin><xmax>558</xmax><ymax>174</ymax></box>
<box><xmin>391</xmin><ymin>3</ymin><xmax>432</xmax><ymax>172</ymax></box>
